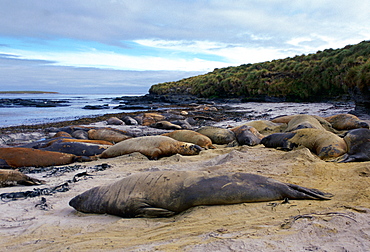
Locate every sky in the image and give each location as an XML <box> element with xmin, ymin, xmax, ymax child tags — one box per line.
<box><xmin>0</xmin><ymin>0</ymin><xmax>369</xmax><ymax>94</ymax></box>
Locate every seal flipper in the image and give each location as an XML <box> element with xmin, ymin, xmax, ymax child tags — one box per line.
<box><xmin>135</xmin><ymin>204</ymin><xmax>176</xmax><ymax>218</ymax></box>
<box><xmin>132</xmin><ymin>202</ymin><xmax>176</xmax><ymax>218</ymax></box>
<box><xmin>286</xmin><ymin>183</ymin><xmax>333</xmax><ymax>200</ymax></box>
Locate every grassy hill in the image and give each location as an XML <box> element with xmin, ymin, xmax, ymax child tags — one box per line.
<box><xmin>149</xmin><ymin>41</ymin><xmax>370</xmax><ymax>102</ymax></box>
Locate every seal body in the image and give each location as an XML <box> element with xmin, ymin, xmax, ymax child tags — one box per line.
<box><xmin>262</xmin><ymin>128</ymin><xmax>347</xmax><ymax>159</ymax></box>
<box><xmin>88</xmin><ymin>128</ymin><xmax>131</xmax><ymax>143</ymax></box>
<box><xmin>99</xmin><ymin>136</ymin><xmax>202</xmax><ymax>159</ymax></box>
<box><xmin>150</xmin><ymin>121</ymin><xmax>182</xmax><ymax>130</ymax></box>
<box><xmin>69</xmin><ymin>171</ymin><xmax>332</xmax><ymax>218</ymax></box>
<box><xmin>195</xmin><ymin>126</ymin><xmax>236</xmax><ymax>144</ymax></box>
<box><xmin>324</xmin><ymin>114</ymin><xmax>369</xmax><ymax>130</ymax></box>
<box><xmin>230</xmin><ymin>125</ymin><xmax>264</xmax><ymax>146</ymax></box>
<box><xmin>162</xmin><ymin>130</ymin><xmax>215</xmax><ymax>149</ymax></box>
<box><xmin>40</xmin><ymin>140</ymin><xmax>112</xmax><ymax>156</ymax></box>
<box><xmin>285</xmin><ymin>115</ymin><xmax>327</xmax><ymax>132</ymax></box>
<box><xmin>244</xmin><ymin>120</ymin><xmax>287</xmax><ymax>134</ymax></box>
<box><xmin>0</xmin><ymin>169</ymin><xmax>44</xmax><ymax>187</ymax></box>
<box><xmin>339</xmin><ymin>128</ymin><xmax>370</xmax><ymax>162</ymax></box>
<box><xmin>107</xmin><ymin>117</ymin><xmax>124</xmax><ymax>125</ymax></box>
<box><xmin>0</xmin><ymin>147</ymin><xmax>77</xmax><ymax>168</ymax></box>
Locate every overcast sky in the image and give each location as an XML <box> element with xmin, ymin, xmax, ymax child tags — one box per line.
<box><xmin>0</xmin><ymin>0</ymin><xmax>369</xmax><ymax>94</ymax></box>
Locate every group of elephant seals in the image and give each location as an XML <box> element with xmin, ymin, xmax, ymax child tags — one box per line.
<box><xmin>99</xmin><ymin>136</ymin><xmax>202</xmax><ymax>159</ymax></box>
<box><xmin>69</xmin><ymin>171</ymin><xmax>332</xmax><ymax>218</ymax></box>
<box><xmin>324</xmin><ymin>113</ymin><xmax>369</xmax><ymax>130</ymax></box>
<box><xmin>162</xmin><ymin>130</ymin><xmax>215</xmax><ymax>149</ymax></box>
<box><xmin>338</xmin><ymin>128</ymin><xmax>370</xmax><ymax>162</ymax></box>
<box><xmin>261</xmin><ymin>128</ymin><xmax>347</xmax><ymax>159</ymax></box>
<box><xmin>0</xmin><ymin>147</ymin><xmax>78</xmax><ymax>168</ymax></box>
<box><xmin>195</xmin><ymin>126</ymin><xmax>236</xmax><ymax>145</ymax></box>
<box><xmin>0</xmin><ymin>169</ymin><xmax>44</xmax><ymax>187</ymax></box>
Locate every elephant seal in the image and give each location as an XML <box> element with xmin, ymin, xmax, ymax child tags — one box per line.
<box><xmin>162</xmin><ymin>130</ymin><xmax>215</xmax><ymax>149</ymax></box>
<box><xmin>53</xmin><ymin>131</ymin><xmax>72</xmax><ymax>138</ymax></box>
<box><xmin>141</xmin><ymin>113</ymin><xmax>165</xmax><ymax>126</ymax></box>
<box><xmin>69</xmin><ymin>171</ymin><xmax>332</xmax><ymax>218</ymax></box>
<box><xmin>100</xmin><ymin>136</ymin><xmax>202</xmax><ymax>159</ymax></box>
<box><xmin>0</xmin><ymin>169</ymin><xmax>44</xmax><ymax>187</ymax></box>
<box><xmin>285</xmin><ymin>114</ymin><xmax>327</xmax><ymax>132</ymax></box>
<box><xmin>0</xmin><ymin>147</ymin><xmax>78</xmax><ymax>168</ymax></box>
<box><xmin>88</xmin><ymin>128</ymin><xmax>132</xmax><ymax>143</ymax></box>
<box><xmin>150</xmin><ymin>121</ymin><xmax>182</xmax><ymax>130</ymax></box>
<box><xmin>71</xmin><ymin>129</ymin><xmax>89</xmax><ymax>139</ymax></box>
<box><xmin>107</xmin><ymin>117</ymin><xmax>124</xmax><ymax>125</ymax></box>
<box><xmin>244</xmin><ymin>120</ymin><xmax>287</xmax><ymax>134</ymax></box>
<box><xmin>261</xmin><ymin>128</ymin><xmax>347</xmax><ymax>159</ymax></box>
<box><xmin>338</xmin><ymin>128</ymin><xmax>370</xmax><ymax>162</ymax></box>
<box><xmin>122</xmin><ymin>116</ymin><xmax>138</xmax><ymax>125</ymax></box>
<box><xmin>195</xmin><ymin>126</ymin><xmax>236</xmax><ymax>144</ymax></box>
<box><xmin>324</xmin><ymin>114</ymin><xmax>369</xmax><ymax>130</ymax></box>
<box><xmin>230</xmin><ymin>125</ymin><xmax>264</xmax><ymax>146</ymax></box>
<box><xmin>40</xmin><ymin>139</ymin><xmax>112</xmax><ymax>156</ymax></box>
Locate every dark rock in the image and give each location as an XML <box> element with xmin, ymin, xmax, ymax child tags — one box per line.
<box><xmin>82</xmin><ymin>104</ymin><xmax>109</xmax><ymax>110</ymax></box>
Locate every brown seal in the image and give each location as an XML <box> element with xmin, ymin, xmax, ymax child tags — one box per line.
<box><xmin>162</xmin><ymin>130</ymin><xmax>215</xmax><ymax>149</ymax></box>
<box><xmin>99</xmin><ymin>136</ymin><xmax>202</xmax><ymax>159</ymax></box>
<box><xmin>285</xmin><ymin>114</ymin><xmax>328</xmax><ymax>132</ymax></box>
<box><xmin>40</xmin><ymin>139</ymin><xmax>112</xmax><ymax>157</ymax></box>
<box><xmin>230</xmin><ymin>125</ymin><xmax>264</xmax><ymax>146</ymax></box>
<box><xmin>261</xmin><ymin>128</ymin><xmax>347</xmax><ymax>159</ymax></box>
<box><xmin>88</xmin><ymin>128</ymin><xmax>132</xmax><ymax>143</ymax></box>
<box><xmin>150</xmin><ymin>121</ymin><xmax>182</xmax><ymax>130</ymax></box>
<box><xmin>244</xmin><ymin>120</ymin><xmax>287</xmax><ymax>134</ymax></box>
<box><xmin>107</xmin><ymin>117</ymin><xmax>124</xmax><ymax>125</ymax></box>
<box><xmin>0</xmin><ymin>147</ymin><xmax>78</xmax><ymax>168</ymax></box>
<box><xmin>338</xmin><ymin>128</ymin><xmax>370</xmax><ymax>162</ymax></box>
<box><xmin>195</xmin><ymin>126</ymin><xmax>236</xmax><ymax>144</ymax></box>
<box><xmin>0</xmin><ymin>169</ymin><xmax>44</xmax><ymax>187</ymax></box>
<box><xmin>324</xmin><ymin>114</ymin><xmax>369</xmax><ymax>130</ymax></box>
<box><xmin>69</xmin><ymin>171</ymin><xmax>332</xmax><ymax>218</ymax></box>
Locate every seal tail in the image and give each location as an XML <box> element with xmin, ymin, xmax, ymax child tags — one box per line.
<box><xmin>286</xmin><ymin>183</ymin><xmax>333</xmax><ymax>200</ymax></box>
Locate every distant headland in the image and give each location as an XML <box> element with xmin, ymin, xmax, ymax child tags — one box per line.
<box><xmin>0</xmin><ymin>91</ymin><xmax>59</xmax><ymax>94</ymax></box>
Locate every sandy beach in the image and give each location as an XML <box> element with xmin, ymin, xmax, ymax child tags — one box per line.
<box><xmin>0</xmin><ymin>107</ymin><xmax>369</xmax><ymax>251</ymax></box>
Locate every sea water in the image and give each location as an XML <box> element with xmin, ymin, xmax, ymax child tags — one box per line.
<box><xmin>0</xmin><ymin>93</ymin><xmax>144</xmax><ymax>127</ymax></box>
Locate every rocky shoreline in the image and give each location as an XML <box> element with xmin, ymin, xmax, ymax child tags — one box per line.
<box><xmin>1</xmin><ymin>93</ymin><xmax>366</xmax><ymax>136</ymax></box>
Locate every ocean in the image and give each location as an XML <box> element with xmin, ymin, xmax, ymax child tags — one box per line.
<box><xmin>0</xmin><ymin>93</ymin><xmax>145</xmax><ymax>127</ymax></box>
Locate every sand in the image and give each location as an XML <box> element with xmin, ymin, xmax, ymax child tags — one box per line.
<box><xmin>0</xmin><ymin>141</ymin><xmax>369</xmax><ymax>251</ymax></box>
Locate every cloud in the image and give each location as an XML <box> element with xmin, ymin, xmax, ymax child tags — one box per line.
<box><xmin>0</xmin><ymin>55</ymin><xmax>204</xmax><ymax>93</ymax></box>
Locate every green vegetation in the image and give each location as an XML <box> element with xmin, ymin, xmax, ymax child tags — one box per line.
<box><xmin>150</xmin><ymin>41</ymin><xmax>370</xmax><ymax>101</ymax></box>
<box><xmin>0</xmin><ymin>91</ymin><xmax>59</xmax><ymax>94</ymax></box>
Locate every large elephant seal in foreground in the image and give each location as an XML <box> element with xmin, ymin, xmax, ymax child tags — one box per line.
<box><xmin>338</xmin><ymin>128</ymin><xmax>370</xmax><ymax>162</ymax></box>
<box><xmin>69</xmin><ymin>171</ymin><xmax>332</xmax><ymax>218</ymax></box>
<box><xmin>261</xmin><ymin>128</ymin><xmax>347</xmax><ymax>159</ymax></box>
<box><xmin>162</xmin><ymin>130</ymin><xmax>215</xmax><ymax>149</ymax></box>
<box><xmin>195</xmin><ymin>126</ymin><xmax>236</xmax><ymax>144</ymax></box>
<box><xmin>0</xmin><ymin>169</ymin><xmax>44</xmax><ymax>187</ymax></box>
<box><xmin>324</xmin><ymin>113</ymin><xmax>369</xmax><ymax>130</ymax></box>
<box><xmin>99</xmin><ymin>136</ymin><xmax>202</xmax><ymax>159</ymax></box>
<box><xmin>0</xmin><ymin>147</ymin><xmax>78</xmax><ymax>168</ymax></box>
